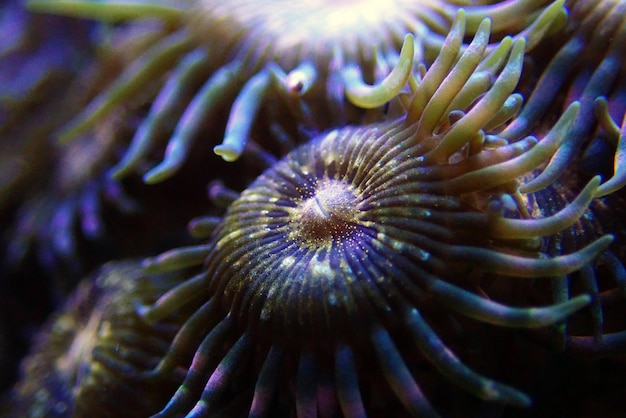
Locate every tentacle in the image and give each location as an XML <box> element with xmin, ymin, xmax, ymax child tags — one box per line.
<box><xmin>283</xmin><ymin>61</ymin><xmax>317</xmax><ymax>96</ymax></box>
<box><xmin>213</xmin><ymin>69</ymin><xmax>273</xmax><ymax>162</ymax></box>
<box><xmin>406</xmin><ymin>9</ymin><xmax>466</xmax><ymax>125</ymax></box>
<box><xmin>423</xmin><ymin>0</ymin><xmax>564</xmax><ymax>57</ymax></box>
<box><xmin>317</xmin><ymin>365</ymin><xmax>340</xmax><ymax>418</ymax></box>
<box><xmin>438</xmin><ymin>71</ymin><xmax>485</xmax><ymax>114</ymax></box>
<box><xmin>547</xmin><ymin>274</ymin><xmax>569</xmax><ymax>349</ymax></box>
<box><xmin>602</xmin><ymin>250</ymin><xmax>626</xmax><ymax>298</ymax></box>
<box><xmin>370</xmin><ymin>219</ymin><xmax>610</xmax><ymax>280</ymax></box>
<box><xmin>326</xmin><ymin>47</ymin><xmax>350</xmax><ymax>125</ymax></box>
<box><xmin>417</xmin><ymin>18</ymin><xmax>491</xmax><ymax>136</ymax></box>
<box><xmin>187</xmin><ymin>333</ymin><xmax>253</xmax><ymax>417</ymax></box>
<box><xmin>568</xmin><ymin>330</ymin><xmax>626</xmax><ymax>354</ymax></box>
<box><xmin>422</xmin><ymin>38</ymin><xmax>525</xmax><ymax>164</ymax></box>
<box><xmin>296</xmin><ymin>351</ymin><xmax>319</xmax><ymax>418</ymax></box>
<box><xmin>439</xmin><ymin>36</ymin><xmax>515</xmax><ymax>116</ymax></box>
<box><xmin>342</xmin><ymin>33</ymin><xmax>414</xmax><ymax>109</ymax></box>
<box><xmin>457</xmin><ymin>0</ymin><xmax>555</xmax><ymax>34</ymax></box>
<box><xmin>142</xmin><ymin>244</ymin><xmax>212</xmax><ymax>274</ymax></box>
<box><xmin>595</xmin><ymin>98</ymin><xmax>626</xmax><ymax>197</ymax></box>
<box><xmin>500</xmin><ymin>35</ymin><xmax>585</xmax><ymax>141</ymax></box>
<box><xmin>50</xmin><ymin>199</ymin><xmax>77</xmax><ymax>258</ymax></box>
<box><xmin>581</xmin><ymin>263</ymin><xmax>604</xmax><ymax>344</ymax></box>
<box><xmin>27</xmin><ymin>0</ymin><xmax>184</xmax><ymax>23</ymax></box>
<box><xmin>500</xmin><ymin>0</ymin><xmax>620</xmax><ymax>140</ymax></box>
<box><xmin>508</xmin><ymin>0</ymin><xmax>567</xmax><ymax>52</ymax></box>
<box><xmin>489</xmin><ymin>176</ymin><xmax>600</xmax><ymax>238</ymax></box>
<box><xmin>523</xmin><ymin>69</ymin><xmax>626</xmax><ymax>193</ymax></box>
<box><xmin>188</xmin><ymin>216</ymin><xmax>222</xmax><ymax>239</ymax></box>
<box><xmin>399</xmin><ymin>301</ymin><xmax>531</xmax><ymax>406</ymax></box>
<box><xmin>334</xmin><ymin>344</ymin><xmax>366</xmax><ymax>418</ymax></box>
<box><xmin>483</xmin><ymin>93</ymin><xmax>523</xmax><ymax>131</ymax></box>
<box><xmin>431</xmin><ymin>102</ymin><xmax>578</xmax><ymax>195</ymax></box>
<box><xmin>419</xmin><ymin>136</ymin><xmax>536</xmax><ymax>184</ymax></box>
<box><xmin>58</xmin><ymin>31</ymin><xmax>194</xmax><ymax>143</ymax></box>
<box><xmin>420</xmin><ymin>270</ymin><xmax>591</xmax><ymax>328</ymax></box>
<box><xmin>516</xmin><ymin>16</ymin><xmax>626</xmax><ymax>192</ymax></box>
<box><xmin>371</xmin><ymin>326</ymin><xmax>440</xmax><ymax>418</ymax></box>
<box><xmin>141</xmin><ymin>271</ymin><xmax>209</xmax><ymax>322</ymax></box>
<box><xmin>441</xmin><ymin>235</ymin><xmax>613</xmax><ymax>278</ymax></box>
<box><xmin>267</xmin><ymin>62</ymin><xmax>318</xmax><ymax>129</ymax></box>
<box><xmin>249</xmin><ymin>346</ymin><xmax>283</xmax><ymax>418</ymax></box>
<box><xmin>476</xmin><ymin>36</ymin><xmax>514</xmax><ymax>74</ymax></box>
<box><xmin>144</xmin><ymin>62</ymin><xmax>243</xmax><ymax>183</ymax></box>
<box><xmin>147</xmin><ymin>298</ymin><xmax>219</xmax><ymax>377</ymax></box>
<box><xmin>77</xmin><ymin>179</ymin><xmax>105</xmax><ymax>239</ymax></box>
<box><xmin>110</xmin><ymin>49</ymin><xmax>210</xmax><ymax>179</ymax></box>
<box><xmin>152</xmin><ymin>317</ymin><xmax>233</xmax><ymax>418</ymax></box>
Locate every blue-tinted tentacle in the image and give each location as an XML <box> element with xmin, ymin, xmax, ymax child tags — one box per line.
<box><xmin>110</xmin><ymin>49</ymin><xmax>210</xmax><ymax>179</ymax></box>
<box><xmin>548</xmin><ymin>274</ymin><xmax>569</xmax><ymax>350</ymax></box>
<box><xmin>317</xmin><ymin>365</ymin><xmax>340</xmax><ymax>418</ymax></box>
<box><xmin>78</xmin><ymin>179</ymin><xmax>105</xmax><ymax>239</ymax></box>
<box><xmin>269</xmin><ymin>62</ymin><xmax>317</xmax><ymax>129</ymax></box>
<box><xmin>416</xmin><ymin>265</ymin><xmax>591</xmax><ymax>328</ymax></box>
<box><xmin>59</xmin><ymin>31</ymin><xmax>194</xmax><ymax>143</ymax></box>
<box><xmin>602</xmin><ymin>250</ymin><xmax>626</xmax><ymax>298</ymax></box>
<box><xmin>214</xmin><ymin>69</ymin><xmax>273</xmax><ymax>162</ymax></box>
<box><xmin>400</xmin><ymin>302</ymin><xmax>531</xmax><ymax>406</ymax></box>
<box><xmin>152</xmin><ymin>317</ymin><xmax>232</xmax><ymax>418</ymax></box>
<box><xmin>326</xmin><ymin>47</ymin><xmax>349</xmax><ymax>125</ymax></box>
<box><xmin>568</xmin><ymin>330</ymin><xmax>626</xmax><ymax>353</ymax></box>
<box><xmin>144</xmin><ymin>61</ymin><xmax>244</xmax><ymax>183</ymax></box>
<box><xmin>141</xmin><ymin>271</ymin><xmax>209</xmax><ymax>322</ymax></box>
<box><xmin>187</xmin><ymin>333</ymin><xmax>252</xmax><ymax>417</ymax></box>
<box><xmin>500</xmin><ymin>32</ymin><xmax>589</xmax><ymax>140</ymax></box>
<box><xmin>596</xmin><ymin>98</ymin><xmax>626</xmax><ymax>197</ymax></box>
<box><xmin>441</xmin><ymin>235</ymin><xmax>612</xmax><ymax>278</ymax></box>
<box><xmin>249</xmin><ymin>346</ymin><xmax>283</xmax><ymax>418</ymax></box>
<box><xmin>187</xmin><ymin>216</ymin><xmax>222</xmax><ymax>240</ymax></box>
<box><xmin>296</xmin><ymin>351</ymin><xmax>319</xmax><ymax>418</ymax></box>
<box><xmin>148</xmin><ymin>298</ymin><xmax>219</xmax><ymax>377</ymax></box>
<box><xmin>51</xmin><ymin>199</ymin><xmax>77</xmax><ymax>258</ymax></box>
<box><xmin>142</xmin><ymin>244</ymin><xmax>212</xmax><ymax>273</ymax></box>
<box><xmin>522</xmin><ymin>27</ymin><xmax>626</xmax><ymax>192</ymax></box>
<box><xmin>580</xmin><ymin>263</ymin><xmax>603</xmax><ymax>345</ymax></box>
<box><xmin>517</xmin><ymin>7</ymin><xmax>626</xmax><ymax>191</ymax></box>
<box><xmin>335</xmin><ymin>344</ymin><xmax>366</xmax><ymax>418</ymax></box>
<box><xmin>371</xmin><ymin>326</ymin><xmax>440</xmax><ymax>418</ymax></box>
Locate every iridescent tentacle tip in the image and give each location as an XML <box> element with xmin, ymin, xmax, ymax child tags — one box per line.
<box><xmin>27</xmin><ymin>0</ymin><xmax>567</xmax><ymax>184</ymax></box>
<box><xmin>500</xmin><ymin>0</ymin><xmax>626</xmax><ymax>194</ymax></box>
<box><xmin>124</xmin><ymin>10</ymin><xmax>613</xmax><ymax>417</ymax></box>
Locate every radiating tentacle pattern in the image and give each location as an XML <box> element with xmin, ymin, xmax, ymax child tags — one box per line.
<box><xmin>131</xmin><ymin>11</ymin><xmax>613</xmax><ymax>417</ymax></box>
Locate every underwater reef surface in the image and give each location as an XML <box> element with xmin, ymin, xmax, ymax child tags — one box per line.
<box><xmin>1</xmin><ymin>0</ymin><xmax>626</xmax><ymax>417</ymax></box>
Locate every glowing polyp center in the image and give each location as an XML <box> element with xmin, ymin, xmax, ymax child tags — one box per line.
<box><xmin>200</xmin><ymin>0</ymin><xmax>405</xmax><ymax>53</ymax></box>
<box><xmin>296</xmin><ymin>180</ymin><xmax>360</xmax><ymax>244</ymax></box>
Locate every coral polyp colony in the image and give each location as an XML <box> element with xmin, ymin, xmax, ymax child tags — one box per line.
<box><xmin>130</xmin><ymin>12</ymin><xmax>616</xmax><ymax>416</ymax></box>
<box><xmin>26</xmin><ymin>0</ymin><xmax>564</xmax><ymax>183</ymax></box>
<box><xmin>1</xmin><ymin>0</ymin><xmax>626</xmax><ymax>417</ymax></box>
